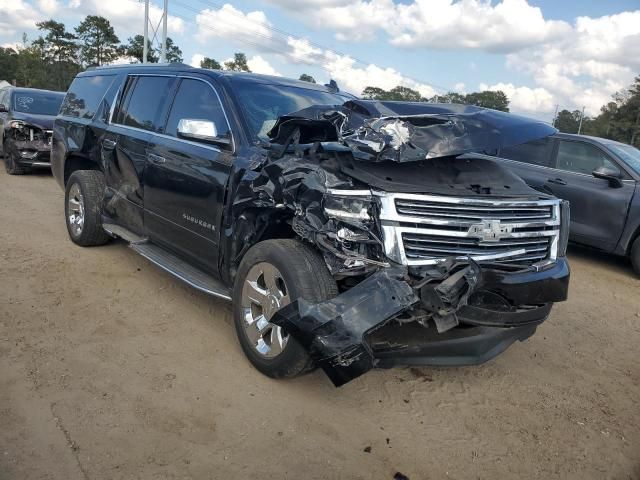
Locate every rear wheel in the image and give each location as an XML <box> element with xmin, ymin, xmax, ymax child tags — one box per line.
<box><xmin>233</xmin><ymin>239</ymin><xmax>338</xmax><ymax>379</ymax></box>
<box><xmin>64</xmin><ymin>170</ymin><xmax>110</xmax><ymax>246</ymax></box>
<box><xmin>631</xmin><ymin>237</ymin><xmax>640</xmax><ymax>276</ymax></box>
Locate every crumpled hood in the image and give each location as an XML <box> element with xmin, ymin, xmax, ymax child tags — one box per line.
<box><xmin>10</xmin><ymin>112</ymin><xmax>55</xmax><ymax>131</ymax></box>
<box><xmin>267</xmin><ymin>100</ymin><xmax>557</xmax><ymax>162</ymax></box>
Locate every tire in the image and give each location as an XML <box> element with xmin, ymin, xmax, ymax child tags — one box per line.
<box><xmin>64</xmin><ymin>170</ymin><xmax>110</xmax><ymax>246</ymax></box>
<box><xmin>631</xmin><ymin>236</ymin><xmax>640</xmax><ymax>276</ymax></box>
<box><xmin>4</xmin><ymin>147</ymin><xmax>28</xmax><ymax>175</ymax></box>
<box><xmin>233</xmin><ymin>239</ymin><xmax>338</xmax><ymax>379</ymax></box>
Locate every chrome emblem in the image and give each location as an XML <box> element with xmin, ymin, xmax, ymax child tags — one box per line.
<box><xmin>468</xmin><ymin>220</ymin><xmax>513</xmax><ymax>242</ymax></box>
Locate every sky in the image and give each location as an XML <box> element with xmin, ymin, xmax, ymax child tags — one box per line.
<box><xmin>1</xmin><ymin>0</ymin><xmax>639</xmax><ymax>120</ymax></box>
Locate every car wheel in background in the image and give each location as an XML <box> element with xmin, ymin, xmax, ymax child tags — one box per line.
<box><xmin>233</xmin><ymin>239</ymin><xmax>338</xmax><ymax>379</ymax></box>
<box><xmin>64</xmin><ymin>170</ymin><xmax>111</xmax><ymax>247</ymax></box>
<box><xmin>4</xmin><ymin>147</ymin><xmax>28</xmax><ymax>175</ymax></box>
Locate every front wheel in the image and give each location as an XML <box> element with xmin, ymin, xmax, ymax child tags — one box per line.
<box><xmin>631</xmin><ymin>236</ymin><xmax>640</xmax><ymax>277</ymax></box>
<box><xmin>233</xmin><ymin>239</ymin><xmax>338</xmax><ymax>379</ymax></box>
<box><xmin>64</xmin><ymin>170</ymin><xmax>110</xmax><ymax>246</ymax></box>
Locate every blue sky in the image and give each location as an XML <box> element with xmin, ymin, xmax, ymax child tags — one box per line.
<box><xmin>1</xmin><ymin>0</ymin><xmax>639</xmax><ymax>119</ymax></box>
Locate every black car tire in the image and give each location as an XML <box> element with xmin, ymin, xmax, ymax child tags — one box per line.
<box><xmin>233</xmin><ymin>239</ymin><xmax>338</xmax><ymax>379</ymax></box>
<box><xmin>631</xmin><ymin>236</ymin><xmax>640</xmax><ymax>276</ymax></box>
<box><xmin>4</xmin><ymin>147</ymin><xmax>28</xmax><ymax>175</ymax></box>
<box><xmin>64</xmin><ymin>170</ymin><xmax>111</xmax><ymax>247</ymax></box>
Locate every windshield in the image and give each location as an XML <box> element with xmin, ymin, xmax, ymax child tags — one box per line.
<box><xmin>607</xmin><ymin>143</ymin><xmax>640</xmax><ymax>175</ymax></box>
<box><xmin>232</xmin><ymin>81</ymin><xmax>352</xmax><ymax>140</ymax></box>
<box><xmin>13</xmin><ymin>92</ymin><xmax>64</xmax><ymax>116</ymax></box>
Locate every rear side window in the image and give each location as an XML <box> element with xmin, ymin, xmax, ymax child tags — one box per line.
<box><xmin>164</xmin><ymin>78</ymin><xmax>230</xmax><ymax>139</ymax></box>
<box><xmin>116</xmin><ymin>76</ymin><xmax>174</xmax><ymax>133</ymax></box>
<box><xmin>500</xmin><ymin>137</ymin><xmax>554</xmax><ymax>167</ymax></box>
<box><xmin>60</xmin><ymin>75</ymin><xmax>115</xmax><ymax>119</ymax></box>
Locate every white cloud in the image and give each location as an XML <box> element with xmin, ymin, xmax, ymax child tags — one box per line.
<box><xmin>480</xmin><ymin>82</ymin><xmax>554</xmax><ymax>113</ymax></box>
<box><xmin>0</xmin><ymin>0</ymin><xmax>45</xmax><ymax>36</ymax></box>
<box><xmin>453</xmin><ymin>82</ymin><xmax>466</xmax><ymax>93</ymax></box>
<box><xmin>37</xmin><ymin>0</ymin><xmax>59</xmax><ymax>15</ymax></box>
<box><xmin>247</xmin><ymin>55</ymin><xmax>281</xmax><ymax>76</ymax></box>
<box><xmin>190</xmin><ymin>53</ymin><xmax>205</xmax><ymax>68</ymax></box>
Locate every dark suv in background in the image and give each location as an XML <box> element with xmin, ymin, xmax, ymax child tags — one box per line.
<box><xmin>51</xmin><ymin>64</ymin><xmax>570</xmax><ymax>386</ymax></box>
<box><xmin>0</xmin><ymin>86</ymin><xmax>64</xmax><ymax>174</ymax></box>
<box><xmin>492</xmin><ymin>133</ymin><xmax>640</xmax><ymax>274</ymax></box>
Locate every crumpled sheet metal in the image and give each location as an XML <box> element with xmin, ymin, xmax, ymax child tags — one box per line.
<box><xmin>267</xmin><ymin>99</ymin><xmax>557</xmax><ymax>162</ymax></box>
<box><xmin>271</xmin><ymin>268</ymin><xmax>418</xmax><ymax>387</ymax></box>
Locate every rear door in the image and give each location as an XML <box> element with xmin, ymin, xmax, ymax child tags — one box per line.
<box><xmin>545</xmin><ymin>139</ymin><xmax>635</xmax><ymax>251</ymax></box>
<box><xmin>103</xmin><ymin>74</ymin><xmax>176</xmax><ymax>235</ymax></box>
<box><xmin>143</xmin><ymin>76</ymin><xmax>234</xmax><ymax>274</ymax></box>
<box><xmin>496</xmin><ymin>137</ymin><xmax>557</xmax><ymax>194</ymax></box>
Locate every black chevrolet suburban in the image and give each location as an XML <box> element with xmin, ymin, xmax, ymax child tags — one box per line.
<box><xmin>52</xmin><ymin>64</ymin><xmax>570</xmax><ymax>386</ymax></box>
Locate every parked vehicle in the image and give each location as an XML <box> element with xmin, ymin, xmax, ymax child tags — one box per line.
<box><xmin>0</xmin><ymin>87</ymin><xmax>64</xmax><ymax>174</ymax></box>
<box><xmin>51</xmin><ymin>64</ymin><xmax>570</xmax><ymax>386</ymax></box>
<box><xmin>492</xmin><ymin>133</ymin><xmax>640</xmax><ymax>274</ymax></box>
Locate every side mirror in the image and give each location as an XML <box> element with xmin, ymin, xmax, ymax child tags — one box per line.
<box><xmin>0</xmin><ymin>104</ymin><xmax>8</xmax><ymax>113</ymax></box>
<box><xmin>592</xmin><ymin>165</ymin><xmax>623</xmax><ymax>188</ymax></box>
<box><xmin>177</xmin><ymin>118</ymin><xmax>230</xmax><ymax>147</ymax></box>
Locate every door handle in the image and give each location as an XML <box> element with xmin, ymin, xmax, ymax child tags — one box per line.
<box><xmin>148</xmin><ymin>153</ymin><xmax>166</xmax><ymax>164</ymax></box>
<box><xmin>103</xmin><ymin>139</ymin><xmax>117</xmax><ymax>150</ymax></box>
<box><xmin>547</xmin><ymin>177</ymin><xmax>567</xmax><ymax>186</ymax></box>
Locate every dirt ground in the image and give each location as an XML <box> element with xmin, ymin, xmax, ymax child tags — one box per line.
<box><xmin>1</xmin><ymin>167</ymin><xmax>639</xmax><ymax>480</ymax></box>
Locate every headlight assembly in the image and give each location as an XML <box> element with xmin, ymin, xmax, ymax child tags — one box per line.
<box><xmin>9</xmin><ymin>120</ymin><xmax>26</xmax><ymax>130</ymax></box>
<box><xmin>323</xmin><ymin>190</ymin><xmax>373</xmax><ymax>222</ymax></box>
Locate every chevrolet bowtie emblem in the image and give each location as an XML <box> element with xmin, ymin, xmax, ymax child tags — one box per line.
<box><xmin>468</xmin><ymin>220</ymin><xmax>513</xmax><ymax>242</ymax></box>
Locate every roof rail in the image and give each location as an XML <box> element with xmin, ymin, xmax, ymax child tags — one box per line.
<box><xmin>86</xmin><ymin>62</ymin><xmax>193</xmax><ymax>71</ymax></box>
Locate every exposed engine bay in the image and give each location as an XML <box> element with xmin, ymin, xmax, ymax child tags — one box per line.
<box><xmin>222</xmin><ymin>100</ymin><xmax>570</xmax><ymax>386</ymax></box>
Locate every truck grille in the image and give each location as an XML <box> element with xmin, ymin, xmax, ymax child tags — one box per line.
<box><xmin>378</xmin><ymin>193</ymin><xmax>561</xmax><ymax>268</ymax></box>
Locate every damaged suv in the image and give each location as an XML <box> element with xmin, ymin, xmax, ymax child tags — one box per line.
<box><xmin>0</xmin><ymin>87</ymin><xmax>64</xmax><ymax>174</ymax></box>
<box><xmin>52</xmin><ymin>65</ymin><xmax>570</xmax><ymax>386</ymax></box>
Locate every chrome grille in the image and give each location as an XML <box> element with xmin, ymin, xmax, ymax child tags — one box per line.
<box><xmin>377</xmin><ymin>193</ymin><xmax>561</xmax><ymax>267</ymax></box>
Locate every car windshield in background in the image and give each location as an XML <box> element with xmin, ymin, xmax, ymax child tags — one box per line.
<box><xmin>231</xmin><ymin>81</ymin><xmax>350</xmax><ymax>140</ymax></box>
<box><xmin>13</xmin><ymin>92</ymin><xmax>63</xmax><ymax>116</ymax></box>
<box><xmin>607</xmin><ymin>143</ymin><xmax>640</xmax><ymax>175</ymax></box>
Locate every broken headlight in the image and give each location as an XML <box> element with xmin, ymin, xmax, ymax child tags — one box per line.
<box><xmin>323</xmin><ymin>190</ymin><xmax>373</xmax><ymax>222</ymax></box>
<box><xmin>9</xmin><ymin>120</ymin><xmax>26</xmax><ymax>130</ymax></box>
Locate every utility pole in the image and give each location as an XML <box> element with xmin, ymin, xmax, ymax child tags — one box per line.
<box><xmin>552</xmin><ymin>104</ymin><xmax>559</xmax><ymax>127</ymax></box>
<box><xmin>577</xmin><ymin>106</ymin><xmax>585</xmax><ymax>135</ymax></box>
<box><xmin>143</xmin><ymin>0</ymin><xmax>149</xmax><ymax>64</ymax></box>
<box><xmin>160</xmin><ymin>0</ymin><xmax>168</xmax><ymax>63</ymax></box>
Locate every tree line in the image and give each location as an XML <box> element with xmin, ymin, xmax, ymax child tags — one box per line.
<box><xmin>554</xmin><ymin>76</ymin><xmax>640</xmax><ymax>147</ymax></box>
<box><xmin>0</xmin><ymin>15</ymin><xmax>183</xmax><ymax>92</ymax></box>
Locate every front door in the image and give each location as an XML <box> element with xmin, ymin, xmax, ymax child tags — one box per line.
<box><xmin>143</xmin><ymin>77</ymin><xmax>234</xmax><ymax>274</ymax></box>
<box><xmin>547</xmin><ymin>139</ymin><xmax>635</xmax><ymax>251</ymax></box>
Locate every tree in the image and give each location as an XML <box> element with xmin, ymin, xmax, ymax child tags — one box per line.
<box><xmin>554</xmin><ymin>109</ymin><xmax>582</xmax><ymax>133</ymax></box>
<box><xmin>362</xmin><ymin>86</ymin><xmax>389</xmax><ymax>100</ymax></box>
<box><xmin>361</xmin><ymin>85</ymin><xmax>423</xmax><ymax>101</ymax></box>
<box><xmin>224</xmin><ymin>53</ymin><xmax>250</xmax><ymax>72</ymax></box>
<box><xmin>32</xmin><ymin>20</ymin><xmax>81</xmax><ymax>90</ymax></box>
<box><xmin>164</xmin><ymin>37</ymin><xmax>182</xmax><ymax>63</ymax></box>
<box><xmin>299</xmin><ymin>73</ymin><xmax>316</xmax><ymax>83</ymax></box>
<box><xmin>75</xmin><ymin>15</ymin><xmax>120</xmax><ymax>66</ymax></box>
<box><xmin>124</xmin><ymin>35</ymin><xmax>157</xmax><ymax>63</ymax></box>
<box><xmin>464</xmin><ymin>90</ymin><xmax>509</xmax><ymax>112</ymax></box>
<box><xmin>200</xmin><ymin>57</ymin><xmax>221</xmax><ymax>70</ymax></box>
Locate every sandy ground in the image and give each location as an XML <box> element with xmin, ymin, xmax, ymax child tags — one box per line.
<box><xmin>1</xmin><ymin>166</ymin><xmax>639</xmax><ymax>480</ymax></box>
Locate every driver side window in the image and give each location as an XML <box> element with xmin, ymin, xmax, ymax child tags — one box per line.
<box><xmin>556</xmin><ymin>140</ymin><xmax>616</xmax><ymax>175</ymax></box>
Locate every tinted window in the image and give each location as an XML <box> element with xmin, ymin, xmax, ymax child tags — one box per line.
<box><xmin>117</xmin><ymin>76</ymin><xmax>174</xmax><ymax>132</ymax></box>
<box><xmin>13</xmin><ymin>91</ymin><xmax>64</xmax><ymax>115</ymax></box>
<box><xmin>60</xmin><ymin>75</ymin><xmax>115</xmax><ymax>119</ymax></box>
<box><xmin>556</xmin><ymin>140</ymin><xmax>617</xmax><ymax>175</ymax></box>
<box><xmin>165</xmin><ymin>78</ymin><xmax>230</xmax><ymax>139</ymax></box>
<box><xmin>500</xmin><ymin>137</ymin><xmax>554</xmax><ymax>167</ymax></box>
<box><xmin>231</xmin><ymin>80</ymin><xmax>351</xmax><ymax>140</ymax></box>
<box><xmin>607</xmin><ymin>143</ymin><xmax>640</xmax><ymax>175</ymax></box>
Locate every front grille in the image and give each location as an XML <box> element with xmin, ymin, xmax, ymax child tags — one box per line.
<box><xmin>378</xmin><ymin>193</ymin><xmax>561</xmax><ymax>267</ymax></box>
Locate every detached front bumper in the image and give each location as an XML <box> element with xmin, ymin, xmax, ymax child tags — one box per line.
<box><xmin>272</xmin><ymin>258</ymin><xmax>569</xmax><ymax>387</ymax></box>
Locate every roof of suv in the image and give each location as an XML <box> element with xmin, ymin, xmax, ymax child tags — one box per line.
<box><xmin>86</xmin><ymin>63</ymin><xmax>340</xmax><ymax>94</ymax></box>
<box><xmin>2</xmin><ymin>86</ymin><xmax>65</xmax><ymax>95</ymax></box>
<box><xmin>553</xmin><ymin>132</ymin><xmax>633</xmax><ymax>149</ymax></box>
